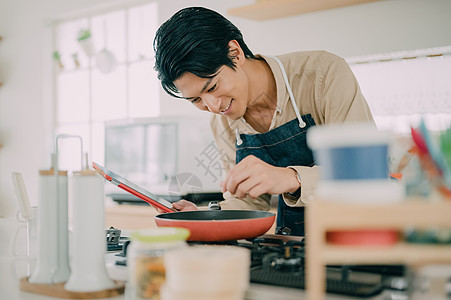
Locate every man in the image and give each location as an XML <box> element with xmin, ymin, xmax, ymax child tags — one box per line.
<box><xmin>153</xmin><ymin>7</ymin><xmax>374</xmax><ymax>235</ymax></box>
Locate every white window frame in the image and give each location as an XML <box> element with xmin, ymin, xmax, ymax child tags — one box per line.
<box><xmin>346</xmin><ymin>46</ymin><xmax>451</xmax><ymax>134</ymax></box>
<box><xmin>51</xmin><ymin>0</ymin><xmax>159</xmax><ymax>170</ymax></box>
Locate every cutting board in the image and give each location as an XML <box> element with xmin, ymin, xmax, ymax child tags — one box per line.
<box><xmin>20</xmin><ymin>277</ymin><xmax>125</xmax><ymax>299</ymax></box>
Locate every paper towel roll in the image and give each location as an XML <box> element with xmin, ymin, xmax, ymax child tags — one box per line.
<box><xmin>164</xmin><ymin>245</ymin><xmax>250</xmax><ymax>295</ymax></box>
<box><xmin>54</xmin><ymin>172</ymin><xmax>71</xmax><ymax>282</ymax></box>
<box><xmin>29</xmin><ymin>169</ymin><xmax>68</xmax><ymax>284</ymax></box>
<box><xmin>64</xmin><ymin>170</ymin><xmax>114</xmax><ymax>292</ymax></box>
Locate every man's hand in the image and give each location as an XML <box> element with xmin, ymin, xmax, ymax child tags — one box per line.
<box><xmin>221</xmin><ymin>155</ymin><xmax>300</xmax><ymax>198</ymax></box>
<box><xmin>172</xmin><ymin>199</ymin><xmax>198</xmax><ymax>211</ymax></box>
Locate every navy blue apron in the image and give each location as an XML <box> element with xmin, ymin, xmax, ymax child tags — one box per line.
<box><xmin>235</xmin><ymin>56</ymin><xmax>316</xmax><ymax>236</ymax></box>
<box><xmin>236</xmin><ymin>116</ymin><xmax>315</xmax><ymax>236</ymax></box>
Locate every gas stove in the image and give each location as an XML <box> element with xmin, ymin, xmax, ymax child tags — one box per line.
<box><xmin>189</xmin><ymin>234</ymin><xmax>407</xmax><ymax>298</ymax></box>
<box><xmin>106</xmin><ymin>232</ymin><xmax>408</xmax><ymax>299</ymax></box>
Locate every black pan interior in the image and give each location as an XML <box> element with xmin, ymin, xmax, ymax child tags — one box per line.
<box><xmin>155</xmin><ymin>210</ymin><xmax>275</xmax><ymax>221</ymax></box>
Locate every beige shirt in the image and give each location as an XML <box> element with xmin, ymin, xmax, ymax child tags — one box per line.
<box><xmin>210</xmin><ymin>51</ymin><xmax>375</xmax><ymax>210</ymax></box>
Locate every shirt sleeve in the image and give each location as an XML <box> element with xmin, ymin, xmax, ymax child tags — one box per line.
<box><xmin>319</xmin><ymin>55</ymin><xmax>375</xmax><ymax>125</ymax></box>
<box><xmin>282</xmin><ymin>165</ymin><xmax>320</xmax><ymax>206</ymax></box>
<box><xmin>209</xmin><ymin>115</ymin><xmax>271</xmax><ymax>211</ymax></box>
<box><xmin>282</xmin><ymin>53</ymin><xmax>375</xmax><ymax>207</ymax></box>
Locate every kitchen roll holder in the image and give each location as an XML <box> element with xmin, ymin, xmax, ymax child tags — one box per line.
<box><xmin>28</xmin><ymin>134</ymin><xmax>77</xmax><ymax>284</ymax></box>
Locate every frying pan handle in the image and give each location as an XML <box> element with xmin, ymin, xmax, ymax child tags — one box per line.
<box><xmin>208</xmin><ymin>201</ymin><xmax>221</xmax><ymax>210</ymax></box>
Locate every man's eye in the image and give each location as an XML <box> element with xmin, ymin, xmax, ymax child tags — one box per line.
<box><xmin>207</xmin><ymin>84</ymin><xmax>217</xmax><ymax>93</ymax></box>
<box><xmin>191</xmin><ymin>98</ymin><xmax>201</xmax><ymax>104</ymax></box>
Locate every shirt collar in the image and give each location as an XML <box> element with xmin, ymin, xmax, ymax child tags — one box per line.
<box><xmin>226</xmin><ymin>54</ymin><xmax>289</xmax><ymax>133</ymax></box>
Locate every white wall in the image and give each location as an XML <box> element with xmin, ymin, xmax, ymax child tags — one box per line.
<box><xmin>1</xmin><ymin>0</ymin><xmax>450</xmax><ymax>219</ymax></box>
<box><xmin>158</xmin><ymin>0</ymin><xmax>451</xmax><ymax>114</ymax></box>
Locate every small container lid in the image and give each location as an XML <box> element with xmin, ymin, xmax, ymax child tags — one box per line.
<box><xmin>307</xmin><ymin>123</ymin><xmax>391</xmax><ymax>149</ymax></box>
<box><xmin>130</xmin><ymin>227</ymin><xmax>190</xmax><ymax>243</ymax></box>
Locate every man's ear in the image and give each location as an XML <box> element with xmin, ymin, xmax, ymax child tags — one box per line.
<box><xmin>228</xmin><ymin>40</ymin><xmax>245</xmax><ymax>66</ymax></box>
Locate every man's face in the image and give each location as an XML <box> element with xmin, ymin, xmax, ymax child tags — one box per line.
<box><xmin>174</xmin><ymin>65</ymin><xmax>250</xmax><ymax>120</ymax></box>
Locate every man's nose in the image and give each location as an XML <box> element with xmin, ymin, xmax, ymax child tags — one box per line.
<box><xmin>203</xmin><ymin>94</ymin><xmax>222</xmax><ymax>113</ymax></box>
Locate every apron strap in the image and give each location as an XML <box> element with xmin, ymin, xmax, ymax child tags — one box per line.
<box><xmin>271</xmin><ymin>56</ymin><xmax>307</xmax><ymax>128</ymax></box>
<box><xmin>235</xmin><ymin>128</ymin><xmax>243</xmax><ymax>146</ymax></box>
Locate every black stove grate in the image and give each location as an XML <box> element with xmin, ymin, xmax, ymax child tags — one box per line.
<box><xmin>238</xmin><ymin>236</ymin><xmax>396</xmax><ymax>298</ymax></box>
<box><xmin>250</xmin><ymin>267</ymin><xmax>384</xmax><ymax>298</ymax></box>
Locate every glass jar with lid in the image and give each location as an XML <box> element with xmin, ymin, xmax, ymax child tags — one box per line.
<box><xmin>126</xmin><ymin>227</ymin><xmax>190</xmax><ymax>300</ymax></box>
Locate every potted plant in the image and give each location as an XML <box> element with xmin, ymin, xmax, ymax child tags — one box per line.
<box><xmin>53</xmin><ymin>51</ymin><xmax>64</xmax><ymax>70</ymax></box>
<box><xmin>77</xmin><ymin>29</ymin><xmax>95</xmax><ymax>57</ymax></box>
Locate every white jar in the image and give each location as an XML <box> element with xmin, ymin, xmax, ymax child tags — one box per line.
<box><xmin>126</xmin><ymin>227</ymin><xmax>190</xmax><ymax>300</ymax></box>
<box><xmin>161</xmin><ymin>245</ymin><xmax>250</xmax><ymax>300</ymax></box>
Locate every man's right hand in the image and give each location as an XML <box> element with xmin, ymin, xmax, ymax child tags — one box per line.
<box><xmin>172</xmin><ymin>199</ymin><xmax>198</xmax><ymax>211</ymax></box>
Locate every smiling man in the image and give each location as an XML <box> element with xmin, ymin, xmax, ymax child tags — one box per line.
<box><xmin>153</xmin><ymin>7</ymin><xmax>374</xmax><ymax>236</ymax></box>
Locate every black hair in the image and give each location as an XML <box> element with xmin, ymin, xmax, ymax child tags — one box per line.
<box><xmin>153</xmin><ymin>7</ymin><xmax>258</xmax><ymax>98</ymax></box>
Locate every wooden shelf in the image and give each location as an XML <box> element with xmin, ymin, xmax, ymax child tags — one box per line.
<box><xmin>227</xmin><ymin>0</ymin><xmax>382</xmax><ymax>21</ymax></box>
<box><xmin>322</xmin><ymin>243</ymin><xmax>451</xmax><ymax>265</ymax></box>
<box><xmin>312</xmin><ymin>199</ymin><xmax>451</xmax><ymax>229</ymax></box>
<box><xmin>306</xmin><ymin>197</ymin><xmax>451</xmax><ymax>300</ymax></box>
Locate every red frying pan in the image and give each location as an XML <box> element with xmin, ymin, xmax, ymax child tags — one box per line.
<box><xmin>92</xmin><ymin>162</ymin><xmax>276</xmax><ymax>241</ymax></box>
<box><xmin>154</xmin><ymin>210</ymin><xmax>276</xmax><ymax>241</ymax></box>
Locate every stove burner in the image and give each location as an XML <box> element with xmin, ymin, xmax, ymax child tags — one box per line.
<box><xmin>258</xmin><ymin>240</ymin><xmax>304</xmax><ymax>273</ymax></box>
<box><xmin>262</xmin><ymin>251</ymin><xmax>304</xmax><ymax>273</ymax></box>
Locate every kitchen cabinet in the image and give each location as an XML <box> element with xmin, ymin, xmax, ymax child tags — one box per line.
<box><xmin>306</xmin><ymin>197</ymin><xmax>451</xmax><ymax>300</ymax></box>
<box><xmin>227</xmin><ymin>0</ymin><xmax>382</xmax><ymax>21</ymax></box>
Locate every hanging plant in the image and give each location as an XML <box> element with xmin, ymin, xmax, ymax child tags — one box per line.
<box><xmin>72</xmin><ymin>53</ymin><xmax>80</xmax><ymax>68</ymax></box>
<box><xmin>77</xmin><ymin>29</ymin><xmax>91</xmax><ymax>41</ymax></box>
<box><xmin>53</xmin><ymin>51</ymin><xmax>64</xmax><ymax>70</ymax></box>
<box><xmin>77</xmin><ymin>28</ymin><xmax>95</xmax><ymax>57</ymax></box>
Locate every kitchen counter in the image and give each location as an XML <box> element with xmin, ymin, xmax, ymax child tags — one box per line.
<box><xmin>1</xmin><ymin>254</ymin><xmax>406</xmax><ymax>300</ymax></box>
<box><xmin>1</xmin><ymin>207</ymin><xmax>407</xmax><ymax>300</ymax></box>
<box><xmin>1</xmin><ymin>210</ymin><xmax>294</xmax><ymax>300</ymax></box>
<box><xmin>0</xmin><ymin>259</ymin><xmax>354</xmax><ymax>300</ymax></box>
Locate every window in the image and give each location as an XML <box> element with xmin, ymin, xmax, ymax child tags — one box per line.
<box><xmin>53</xmin><ymin>2</ymin><xmax>159</xmax><ymax>170</ymax></box>
<box><xmin>347</xmin><ymin>46</ymin><xmax>451</xmax><ymax>134</ymax></box>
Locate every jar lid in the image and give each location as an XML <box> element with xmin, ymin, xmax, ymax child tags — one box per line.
<box><xmin>130</xmin><ymin>227</ymin><xmax>190</xmax><ymax>243</ymax></box>
<box><xmin>307</xmin><ymin>123</ymin><xmax>391</xmax><ymax>149</ymax></box>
